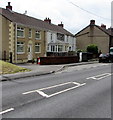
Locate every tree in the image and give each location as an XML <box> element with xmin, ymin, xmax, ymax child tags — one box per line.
<box><xmin>87</xmin><ymin>44</ymin><xmax>98</xmax><ymax>54</ymax></box>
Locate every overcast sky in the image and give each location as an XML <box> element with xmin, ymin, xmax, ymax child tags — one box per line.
<box><xmin>0</xmin><ymin>0</ymin><xmax>112</xmax><ymax>34</ymax></box>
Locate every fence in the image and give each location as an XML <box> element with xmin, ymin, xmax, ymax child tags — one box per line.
<box><xmin>37</xmin><ymin>56</ymin><xmax>79</xmax><ymax>65</ymax></box>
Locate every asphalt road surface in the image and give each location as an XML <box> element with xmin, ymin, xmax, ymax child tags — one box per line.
<box><xmin>1</xmin><ymin>63</ymin><xmax>112</xmax><ymax>119</ymax></box>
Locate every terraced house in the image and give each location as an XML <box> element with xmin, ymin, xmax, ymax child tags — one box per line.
<box><xmin>0</xmin><ymin>2</ymin><xmax>76</xmax><ymax>63</ymax></box>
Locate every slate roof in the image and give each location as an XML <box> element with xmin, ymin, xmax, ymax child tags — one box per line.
<box><xmin>75</xmin><ymin>24</ymin><xmax>113</xmax><ymax>37</ymax></box>
<box><xmin>0</xmin><ymin>8</ymin><xmax>73</xmax><ymax>36</ymax></box>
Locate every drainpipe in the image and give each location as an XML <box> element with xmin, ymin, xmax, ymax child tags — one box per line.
<box><xmin>15</xmin><ymin>23</ymin><xmax>17</xmax><ymax>63</ymax></box>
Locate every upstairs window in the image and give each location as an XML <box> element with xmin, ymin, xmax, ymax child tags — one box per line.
<box><xmin>35</xmin><ymin>31</ymin><xmax>41</xmax><ymax>39</ymax></box>
<box><xmin>57</xmin><ymin>33</ymin><xmax>64</xmax><ymax>41</ymax></box>
<box><xmin>29</xmin><ymin>29</ymin><xmax>32</xmax><ymax>38</ymax></box>
<box><xmin>17</xmin><ymin>27</ymin><xmax>24</xmax><ymax>37</ymax></box>
<box><xmin>51</xmin><ymin>33</ymin><xmax>53</xmax><ymax>41</ymax></box>
<box><xmin>67</xmin><ymin>36</ymin><xmax>69</xmax><ymax>42</ymax></box>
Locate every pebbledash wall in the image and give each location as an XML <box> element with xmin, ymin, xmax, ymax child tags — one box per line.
<box><xmin>46</xmin><ymin>31</ymin><xmax>76</xmax><ymax>54</ymax></box>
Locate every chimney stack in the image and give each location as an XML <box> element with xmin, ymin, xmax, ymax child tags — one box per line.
<box><xmin>90</xmin><ymin>20</ymin><xmax>95</xmax><ymax>25</ymax></box>
<box><xmin>44</xmin><ymin>18</ymin><xmax>51</xmax><ymax>24</ymax></box>
<box><xmin>6</xmin><ymin>2</ymin><xmax>12</xmax><ymax>10</ymax></box>
<box><xmin>101</xmin><ymin>24</ymin><xmax>106</xmax><ymax>29</ymax></box>
<box><xmin>58</xmin><ymin>22</ymin><xmax>64</xmax><ymax>28</ymax></box>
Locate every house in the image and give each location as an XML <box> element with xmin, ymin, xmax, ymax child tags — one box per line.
<box><xmin>75</xmin><ymin>20</ymin><xmax>113</xmax><ymax>54</ymax></box>
<box><xmin>0</xmin><ymin>2</ymin><xmax>76</xmax><ymax>63</ymax></box>
<box><xmin>46</xmin><ymin>20</ymin><xmax>76</xmax><ymax>56</ymax></box>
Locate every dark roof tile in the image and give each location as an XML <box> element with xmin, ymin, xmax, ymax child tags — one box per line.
<box><xmin>0</xmin><ymin>8</ymin><xmax>73</xmax><ymax>36</ymax></box>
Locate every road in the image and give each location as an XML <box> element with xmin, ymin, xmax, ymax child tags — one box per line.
<box><xmin>1</xmin><ymin>63</ymin><xmax>112</xmax><ymax>118</ymax></box>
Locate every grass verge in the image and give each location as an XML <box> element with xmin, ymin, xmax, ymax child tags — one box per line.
<box><xmin>0</xmin><ymin>60</ymin><xmax>30</xmax><ymax>75</ymax></box>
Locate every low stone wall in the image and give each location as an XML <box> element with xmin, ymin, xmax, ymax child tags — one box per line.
<box><xmin>37</xmin><ymin>56</ymin><xmax>79</xmax><ymax>65</ymax></box>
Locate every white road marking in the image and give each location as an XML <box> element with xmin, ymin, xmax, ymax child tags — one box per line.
<box><xmin>22</xmin><ymin>81</ymin><xmax>86</xmax><ymax>98</ymax></box>
<box><xmin>47</xmin><ymin>83</ymin><xmax>86</xmax><ymax>98</ymax></box>
<box><xmin>0</xmin><ymin>108</ymin><xmax>14</xmax><ymax>115</ymax></box>
<box><xmin>36</xmin><ymin>90</ymin><xmax>49</xmax><ymax>98</ymax></box>
<box><xmin>87</xmin><ymin>73</ymin><xmax>112</xmax><ymax>80</ymax></box>
<box><xmin>23</xmin><ymin>82</ymin><xmax>74</xmax><ymax>95</ymax></box>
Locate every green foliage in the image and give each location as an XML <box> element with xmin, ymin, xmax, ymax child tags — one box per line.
<box><xmin>77</xmin><ymin>49</ymin><xmax>83</xmax><ymax>52</ymax></box>
<box><xmin>77</xmin><ymin>49</ymin><xmax>86</xmax><ymax>53</ymax></box>
<box><xmin>87</xmin><ymin>44</ymin><xmax>98</xmax><ymax>54</ymax></box>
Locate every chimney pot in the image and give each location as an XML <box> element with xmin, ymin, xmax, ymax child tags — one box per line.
<box><xmin>90</xmin><ymin>20</ymin><xmax>95</xmax><ymax>25</ymax></box>
<box><xmin>58</xmin><ymin>22</ymin><xmax>64</xmax><ymax>28</ymax></box>
<box><xmin>101</xmin><ymin>24</ymin><xmax>106</xmax><ymax>29</ymax></box>
<box><xmin>44</xmin><ymin>17</ymin><xmax>51</xmax><ymax>24</ymax></box>
<box><xmin>6</xmin><ymin>2</ymin><xmax>12</xmax><ymax>10</ymax></box>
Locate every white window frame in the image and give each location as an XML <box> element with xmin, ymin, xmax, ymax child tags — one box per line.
<box><xmin>67</xmin><ymin>36</ymin><xmax>69</xmax><ymax>42</ymax></box>
<box><xmin>47</xmin><ymin>45</ymin><xmax>49</xmax><ymax>51</ymax></box>
<box><xmin>17</xmin><ymin>27</ymin><xmax>25</xmax><ymax>38</ymax></box>
<box><xmin>35</xmin><ymin>43</ymin><xmax>41</xmax><ymax>53</ymax></box>
<box><xmin>51</xmin><ymin>45</ymin><xmax>55</xmax><ymax>52</ymax></box>
<box><xmin>51</xmin><ymin>33</ymin><xmax>53</xmax><ymax>42</ymax></box>
<box><xmin>35</xmin><ymin>31</ymin><xmax>41</xmax><ymax>40</ymax></box>
<box><xmin>58</xmin><ymin>45</ymin><xmax>63</xmax><ymax>52</ymax></box>
<box><xmin>17</xmin><ymin>42</ymin><xmax>25</xmax><ymax>54</ymax></box>
<box><xmin>29</xmin><ymin>29</ymin><xmax>32</xmax><ymax>38</ymax></box>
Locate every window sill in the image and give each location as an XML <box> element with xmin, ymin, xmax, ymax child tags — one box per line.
<box><xmin>35</xmin><ymin>38</ymin><xmax>41</xmax><ymax>40</ymax></box>
<box><xmin>17</xmin><ymin>52</ymin><xmax>25</xmax><ymax>54</ymax></box>
<box><xmin>35</xmin><ymin>52</ymin><xmax>41</xmax><ymax>53</ymax></box>
<box><xmin>17</xmin><ymin>36</ymin><xmax>25</xmax><ymax>38</ymax></box>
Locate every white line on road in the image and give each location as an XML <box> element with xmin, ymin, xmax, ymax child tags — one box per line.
<box><xmin>23</xmin><ymin>82</ymin><xmax>74</xmax><ymax>95</ymax></box>
<box><xmin>46</xmin><ymin>83</ymin><xmax>86</xmax><ymax>98</ymax></box>
<box><xmin>0</xmin><ymin>108</ymin><xmax>14</xmax><ymax>115</ymax></box>
<box><xmin>22</xmin><ymin>81</ymin><xmax>86</xmax><ymax>98</ymax></box>
<box><xmin>86</xmin><ymin>73</ymin><xmax>112</xmax><ymax>80</ymax></box>
<box><xmin>37</xmin><ymin>90</ymin><xmax>49</xmax><ymax>98</ymax></box>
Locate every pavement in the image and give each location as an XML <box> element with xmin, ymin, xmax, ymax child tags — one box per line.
<box><xmin>0</xmin><ymin>61</ymin><xmax>98</xmax><ymax>81</ymax></box>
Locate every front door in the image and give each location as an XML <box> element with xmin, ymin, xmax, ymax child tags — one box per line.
<box><xmin>28</xmin><ymin>44</ymin><xmax>33</xmax><ymax>61</ymax></box>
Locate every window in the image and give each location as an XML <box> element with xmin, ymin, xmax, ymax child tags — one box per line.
<box><xmin>67</xmin><ymin>36</ymin><xmax>69</xmax><ymax>42</ymax></box>
<box><xmin>57</xmin><ymin>33</ymin><xmax>64</xmax><ymax>41</ymax></box>
<box><xmin>51</xmin><ymin>33</ymin><xmax>53</xmax><ymax>41</ymax></box>
<box><xmin>58</xmin><ymin>45</ymin><xmax>63</xmax><ymax>52</ymax></box>
<box><xmin>65</xmin><ymin>46</ymin><xmax>68</xmax><ymax>51</ymax></box>
<box><xmin>35</xmin><ymin>43</ymin><xmax>41</xmax><ymax>53</ymax></box>
<box><xmin>17</xmin><ymin>27</ymin><xmax>24</xmax><ymax>37</ymax></box>
<box><xmin>17</xmin><ymin>42</ymin><xmax>24</xmax><ymax>53</ymax></box>
<box><xmin>51</xmin><ymin>45</ymin><xmax>55</xmax><ymax>52</ymax></box>
<box><xmin>47</xmin><ymin>45</ymin><xmax>49</xmax><ymax>51</ymax></box>
<box><xmin>55</xmin><ymin>45</ymin><xmax>58</xmax><ymax>52</ymax></box>
<box><xmin>29</xmin><ymin>29</ymin><xmax>32</xmax><ymax>38</ymax></box>
<box><xmin>35</xmin><ymin>31</ymin><xmax>41</xmax><ymax>39</ymax></box>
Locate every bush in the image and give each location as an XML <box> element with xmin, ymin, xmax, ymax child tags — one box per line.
<box><xmin>87</xmin><ymin>44</ymin><xmax>98</xmax><ymax>54</ymax></box>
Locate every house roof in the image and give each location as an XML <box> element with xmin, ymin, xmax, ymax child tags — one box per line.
<box><xmin>75</xmin><ymin>24</ymin><xmax>113</xmax><ymax>37</ymax></box>
<box><xmin>0</xmin><ymin>8</ymin><xmax>73</xmax><ymax>36</ymax></box>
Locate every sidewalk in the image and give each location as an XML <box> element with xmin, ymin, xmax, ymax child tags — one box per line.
<box><xmin>0</xmin><ymin>61</ymin><xmax>98</xmax><ymax>81</ymax></box>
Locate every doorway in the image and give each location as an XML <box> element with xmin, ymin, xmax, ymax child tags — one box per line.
<box><xmin>28</xmin><ymin>44</ymin><xmax>33</xmax><ymax>61</ymax></box>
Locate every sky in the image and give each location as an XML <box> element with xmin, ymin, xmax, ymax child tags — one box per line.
<box><xmin>0</xmin><ymin>0</ymin><xmax>112</xmax><ymax>34</ymax></box>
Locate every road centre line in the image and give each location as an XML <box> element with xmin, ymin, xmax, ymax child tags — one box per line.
<box><xmin>0</xmin><ymin>108</ymin><xmax>14</xmax><ymax>115</ymax></box>
<box><xmin>86</xmin><ymin>73</ymin><xmax>112</xmax><ymax>80</ymax></box>
<box><xmin>22</xmin><ymin>82</ymin><xmax>86</xmax><ymax>98</ymax></box>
